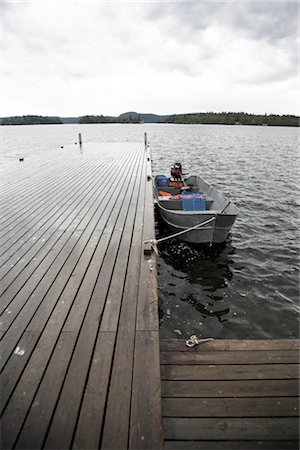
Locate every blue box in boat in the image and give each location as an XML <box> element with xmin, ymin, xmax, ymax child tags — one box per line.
<box><xmin>156</xmin><ymin>175</ymin><xmax>169</xmax><ymax>187</ymax></box>
<box><xmin>182</xmin><ymin>191</ymin><xmax>206</xmax><ymax>211</ymax></box>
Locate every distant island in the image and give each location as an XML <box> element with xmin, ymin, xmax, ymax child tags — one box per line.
<box><xmin>0</xmin><ymin>115</ymin><xmax>63</xmax><ymax>125</ymax></box>
<box><xmin>0</xmin><ymin>111</ymin><xmax>299</xmax><ymax>127</ymax></box>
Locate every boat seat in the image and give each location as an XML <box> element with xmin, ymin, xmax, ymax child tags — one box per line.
<box><xmin>158</xmin><ymin>198</ymin><xmax>182</xmax><ymax>210</ymax></box>
<box><xmin>157</xmin><ymin>197</ymin><xmax>214</xmax><ymax>211</ymax></box>
<box><xmin>157</xmin><ymin>187</ymin><xmax>181</xmax><ymax>195</ymax></box>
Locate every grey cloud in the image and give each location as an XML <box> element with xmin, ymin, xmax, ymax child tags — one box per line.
<box><xmin>142</xmin><ymin>1</ymin><xmax>298</xmax><ymax>82</ymax></box>
<box><xmin>230</xmin><ymin>2</ymin><xmax>298</xmax><ymax>42</ymax></box>
<box><xmin>144</xmin><ymin>2</ymin><xmax>298</xmax><ymax>42</ymax></box>
<box><xmin>143</xmin><ymin>2</ymin><xmax>222</xmax><ymax>34</ymax></box>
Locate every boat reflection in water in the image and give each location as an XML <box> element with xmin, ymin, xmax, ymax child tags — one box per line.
<box><xmin>155</xmin><ymin>208</ymin><xmax>239</xmax><ymax>339</ymax></box>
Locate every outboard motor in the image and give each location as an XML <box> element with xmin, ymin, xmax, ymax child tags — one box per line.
<box><xmin>170</xmin><ymin>162</ymin><xmax>182</xmax><ymax>180</ymax></box>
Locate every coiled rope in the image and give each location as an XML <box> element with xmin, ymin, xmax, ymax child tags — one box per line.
<box><xmin>186</xmin><ymin>335</ymin><xmax>214</xmax><ymax>347</ymax></box>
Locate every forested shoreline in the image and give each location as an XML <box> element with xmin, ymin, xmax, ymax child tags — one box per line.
<box><xmin>1</xmin><ymin>112</ymin><xmax>299</xmax><ymax>126</ymax></box>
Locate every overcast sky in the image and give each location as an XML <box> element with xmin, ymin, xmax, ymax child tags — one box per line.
<box><xmin>1</xmin><ymin>1</ymin><xmax>299</xmax><ymax>117</ymax></box>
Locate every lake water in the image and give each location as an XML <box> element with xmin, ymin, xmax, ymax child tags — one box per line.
<box><xmin>1</xmin><ymin>123</ymin><xmax>299</xmax><ymax>339</ymax></box>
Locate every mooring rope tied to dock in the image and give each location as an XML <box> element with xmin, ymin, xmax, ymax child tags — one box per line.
<box><xmin>143</xmin><ymin>216</ymin><xmax>216</xmax><ymax>253</ymax></box>
<box><xmin>186</xmin><ymin>335</ymin><xmax>214</xmax><ymax>347</ymax></box>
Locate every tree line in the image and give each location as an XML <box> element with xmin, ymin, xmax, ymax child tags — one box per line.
<box><xmin>1</xmin><ymin>112</ymin><xmax>299</xmax><ymax>126</ymax></box>
<box><xmin>167</xmin><ymin>112</ymin><xmax>299</xmax><ymax>127</ymax></box>
<box><xmin>78</xmin><ymin>114</ymin><xmax>140</xmax><ymax>124</ymax></box>
<box><xmin>1</xmin><ymin>115</ymin><xmax>62</xmax><ymax>125</ymax></box>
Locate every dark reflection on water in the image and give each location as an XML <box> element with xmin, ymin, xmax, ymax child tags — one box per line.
<box><xmin>155</xmin><ymin>202</ymin><xmax>299</xmax><ymax>340</ymax></box>
<box><xmin>156</xmin><ymin>208</ymin><xmax>239</xmax><ymax>339</ymax></box>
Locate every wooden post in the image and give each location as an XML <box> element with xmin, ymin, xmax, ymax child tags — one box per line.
<box><xmin>144</xmin><ymin>132</ymin><xmax>148</xmax><ymax>150</ymax></box>
<box><xmin>79</xmin><ymin>133</ymin><xmax>82</xmax><ymax>147</ymax></box>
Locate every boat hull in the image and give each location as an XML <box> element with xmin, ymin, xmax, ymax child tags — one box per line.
<box><xmin>158</xmin><ymin>207</ymin><xmax>237</xmax><ymax>244</ymax></box>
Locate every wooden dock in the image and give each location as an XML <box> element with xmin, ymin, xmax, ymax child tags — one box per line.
<box><xmin>161</xmin><ymin>339</ymin><xmax>299</xmax><ymax>450</ymax></box>
<box><xmin>1</xmin><ymin>140</ymin><xmax>299</xmax><ymax>450</ymax></box>
<box><xmin>0</xmin><ymin>142</ymin><xmax>162</xmax><ymax>449</ymax></box>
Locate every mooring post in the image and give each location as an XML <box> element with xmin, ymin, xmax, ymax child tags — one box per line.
<box><xmin>79</xmin><ymin>133</ymin><xmax>82</xmax><ymax>148</ymax></box>
<box><xmin>144</xmin><ymin>132</ymin><xmax>148</xmax><ymax>150</ymax></box>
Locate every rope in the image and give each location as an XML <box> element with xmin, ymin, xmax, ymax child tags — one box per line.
<box><xmin>143</xmin><ymin>216</ymin><xmax>216</xmax><ymax>252</ymax></box>
<box><xmin>186</xmin><ymin>336</ymin><xmax>214</xmax><ymax>347</ymax></box>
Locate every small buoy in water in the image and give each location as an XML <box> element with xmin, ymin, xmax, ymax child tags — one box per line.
<box><xmin>60</xmin><ymin>146</ymin><xmax>64</xmax><ymax>149</ymax></box>
<box><xmin>75</xmin><ymin>142</ymin><xmax>77</xmax><ymax>145</ymax></box>
<box><xmin>19</xmin><ymin>158</ymin><xmax>24</xmax><ymax>162</ymax></box>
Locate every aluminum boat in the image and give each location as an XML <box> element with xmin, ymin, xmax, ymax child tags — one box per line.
<box><xmin>154</xmin><ymin>163</ymin><xmax>239</xmax><ymax>244</ymax></box>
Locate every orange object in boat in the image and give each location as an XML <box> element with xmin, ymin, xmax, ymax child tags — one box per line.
<box><xmin>159</xmin><ymin>191</ymin><xmax>171</xmax><ymax>197</ymax></box>
<box><xmin>170</xmin><ymin>194</ymin><xmax>182</xmax><ymax>200</ymax></box>
<box><xmin>168</xmin><ymin>181</ymin><xmax>184</xmax><ymax>188</ymax></box>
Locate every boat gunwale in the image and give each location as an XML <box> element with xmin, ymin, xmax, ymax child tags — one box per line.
<box><xmin>155</xmin><ymin>196</ymin><xmax>238</xmax><ymax>217</ymax></box>
<box><xmin>153</xmin><ymin>176</ymin><xmax>239</xmax><ymax>217</ymax></box>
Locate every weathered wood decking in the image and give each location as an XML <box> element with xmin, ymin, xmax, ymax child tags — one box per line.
<box><xmin>0</xmin><ymin>142</ymin><xmax>162</xmax><ymax>449</ymax></box>
<box><xmin>1</xmin><ymin>141</ymin><xmax>299</xmax><ymax>450</ymax></box>
<box><xmin>161</xmin><ymin>339</ymin><xmax>299</xmax><ymax>450</ymax></box>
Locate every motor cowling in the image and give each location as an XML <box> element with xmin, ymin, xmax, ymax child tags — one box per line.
<box><xmin>170</xmin><ymin>162</ymin><xmax>182</xmax><ymax>180</ymax></box>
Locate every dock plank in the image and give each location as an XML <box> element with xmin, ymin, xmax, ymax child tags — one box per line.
<box><xmin>161</xmin><ymin>339</ymin><xmax>299</xmax><ymax>449</ymax></box>
<box><xmin>136</xmin><ymin>160</ymin><xmax>159</xmax><ymax>332</ymax></box>
<box><xmin>100</xmin><ymin>148</ymin><xmax>161</xmax><ymax>450</ymax></box>
<box><xmin>0</xmin><ymin>154</ymin><xmax>114</xmax><ymax>272</ymax></box>
<box><xmin>164</xmin><ymin>441</ymin><xmax>299</xmax><ymax>450</ymax></box>
<box><xmin>164</xmin><ymin>417</ymin><xmax>299</xmax><ymax>441</ymax></box>
<box><xmin>163</xmin><ymin>397</ymin><xmax>299</xmax><ymax>417</ymax></box>
<box><xmin>129</xmin><ymin>150</ymin><xmax>163</xmax><ymax>449</ymax></box>
<box><xmin>162</xmin><ymin>379</ymin><xmax>299</xmax><ymax>397</ymax></box>
<box><xmin>72</xmin><ymin>331</ymin><xmax>116</xmax><ymax>450</ymax></box>
<box><xmin>160</xmin><ymin>339</ymin><xmax>300</xmax><ymax>351</ymax></box>
<box><xmin>129</xmin><ymin>330</ymin><xmax>163</xmax><ymax>449</ymax></box>
<box><xmin>161</xmin><ymin>350</ymin><xmax>299</xmax><ymax>365</ymax></box>
<box><xmin>161</xmin><ymin>363</ymin><xmax>299</xmax><ymax>380</ymax></box>
<box><xmin>43</xmin><ymin>147</ymin><xmax>144</xmax><ymax>450</ymax></box>
<box><xmin>0</xmin><ymin>155</ymin><xmax>121</xmax><ymax>312</ymax></box>
<box><xmin>8</xmin><ymin>147</ymin><xmax>141</xmax><ymax>450</ymax></box>
<box><xmin>0</xmin><ymin>143</ymin><xmax>163</xmax><ymax>450</ymax></box>
<box><xmin>0</xmin><ymin>148</ymin><xmax>136</xmax><ymax>373</ymax></box>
